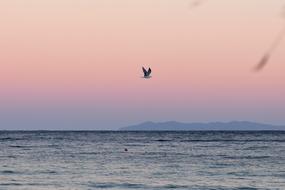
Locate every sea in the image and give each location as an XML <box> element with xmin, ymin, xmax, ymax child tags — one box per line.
<box><xmin>0</xmin><ymin>131</ymin><xmax>284</xmax><ymax>190</ymax></box>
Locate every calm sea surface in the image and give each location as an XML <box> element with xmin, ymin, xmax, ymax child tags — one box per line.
<box><xmin>0</xmin><ymin>131</ymin><xmax>284</xmax><ymax>190</ymax></box>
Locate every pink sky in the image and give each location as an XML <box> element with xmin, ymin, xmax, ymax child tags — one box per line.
<box><xmin>0</xmin><ymin>0</ymin><xmax>285</xmax><ymax>129</ymax></box>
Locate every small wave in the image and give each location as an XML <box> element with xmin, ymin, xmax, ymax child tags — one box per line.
<box><xmin>194</xmin><ymin>186</ymin><xmax>262</xmax><ymax>190</ymax></box>
<box><xmin>155</xmin><ymin>139</ymin><xmax>172</xmax><ymax>142</ymax></box>
<box><xmin>79</xmin><ymin>152</ymin><xmax>99</xmax><ymax>155</ymax></box>
<box><xmin>38</xmin><ymin>170</ymin><xmax>58</xmax><ymax>174</ymax></box>
<box><xmin>235</xmin><ymin>187</ymin><xmax>259</xmax><ymax>190</ymax></box>
<box><xmin>126</xmin><ymin>144</ymin><xmax>147</xmax><ymax>147</ymax></box>
<box><xmin>273</xmin><ymin>173</ymin><xmax>285</xmax><ymax>178</ymax></box>
<box><xmin>9</xmin><ymin>145</ymin><xmax>23</xmax><ymax>148</ymax></box>
<box><xmin>180</xmin><ymin>139</ymin><xmax>285</xmax><ymax>142</ymax></box>
<box><xmin>244</xmin><ymin>146</ymin><xmax>269</xmax><ymax>150</ymax></box>
<box><xmin>162</xmin><ymin>184</ymin><xmax>189</xmax><ymax>189</ymax></box>
<box><xmin>0</xmin><ymin>182</ymin><xmax>53</xmax><ymax>187</ymax></box>
<box><xmin>8</xmin><ymin>145</ymin><xmax>59</xmax><ymax>149</ymax></box>
<box><xmin>190</xmin><ymin>154</ymin><xmax>210</xmax><ymax>158</ymax></box>
<box><xmin>0</xmin><ymin>155</ymin><xmax>17</xmax><ymax>159</ymax></box>
<box><xmin>0</xmin><ymin>183</ymin><xmax>22</xmax><ymax>186</ymax></box>
<box><xmin>88</xmin><ymin>182</ymin><xmax>145</xmax><ymax>189</ymax></box>
<box><xmin>8</xmin><ymin>145</ymin><xmax>37</xmax><ymax>148</ymax></box>
<box><xmin>0</xmin><ymin>137</ymin><xmax>24</xmax><ymax>141</ymax></box>
<box><xmin>224</xmin><ymin>156</ymin><xmax>270</xmax><ymax>160</ymax></box>
<box><xmin>1</xmin><ymin>170</ymin><xmax>18</xmax><ymax>174</ymax></box>
<box><xmin>88</xmin><ymin>182</ymin><xmax>190</xmax><ymax>189</ymax></box>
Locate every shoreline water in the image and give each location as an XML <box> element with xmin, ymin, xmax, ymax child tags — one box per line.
<box><xmin>0</xmin><ymin>131</ymin><xmax>284</xmax><ymax>189</ymax></box>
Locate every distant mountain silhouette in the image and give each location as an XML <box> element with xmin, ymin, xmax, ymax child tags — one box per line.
<box><xmin>120</xmin><ymin>121</ymin><xmax>285</xmax><ymax>131</ymax></box>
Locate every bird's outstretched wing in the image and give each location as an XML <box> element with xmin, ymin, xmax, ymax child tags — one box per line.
<box><xmin>147</xmin><ymin>68</ymin><xmax>152</xmax><ymax>76</ymax></box>
<box><xmin>142</xmin><ymin>67</ymin><xmax>148</xmax><ymax>76</ymax></box>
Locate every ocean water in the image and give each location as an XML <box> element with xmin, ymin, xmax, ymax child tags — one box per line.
<box><xmin>0</xmin><ymin>131</ymin><xmax>284</xmax><ymax>190</ymax></box>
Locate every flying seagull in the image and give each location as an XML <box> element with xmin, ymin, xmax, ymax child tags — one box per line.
<box><xmin>142</xmin><ymin>67</ymin><xmax>152</xmax><ymax>78</ymax></box>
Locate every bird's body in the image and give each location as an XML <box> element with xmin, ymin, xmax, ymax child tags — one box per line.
<box><xmin>142</xmin><ymin>67</ymin><xmax>152</xmax><ymax>78</ymax></box>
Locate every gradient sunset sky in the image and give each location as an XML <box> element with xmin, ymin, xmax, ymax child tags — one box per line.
<box><xmin>0</xmin><ymin>0</ymin><xmax>285</xmax><ymax>130</ymax></box>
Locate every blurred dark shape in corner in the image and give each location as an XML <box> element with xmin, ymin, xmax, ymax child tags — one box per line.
<box><xmin>254</xmin><ymin>53</ymin><xmax>271</xmax><ymax>72</ymax></box>
<box><xmin>189</xmin><ymin>0</ymin><xmax>207</xmax><ymax>10</ymax></box>
<box><xmin>282</xmin><ymin>4</ymin><xmax>285</xmax><ymax>18</ymax></box>
<box><xmin>254</xmin><ymin>8</ymin><xmax>285</xmax><ymax>72</ymax></box>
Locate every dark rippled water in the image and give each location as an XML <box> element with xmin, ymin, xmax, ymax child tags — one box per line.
<box><xmin>0</xmin><ymin>131</ymin><xmax>285</xmax><ymax>190</ymax></box>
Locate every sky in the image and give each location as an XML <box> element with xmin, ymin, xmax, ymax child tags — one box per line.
<box><xmin>0</xmin><ymin>0</ymin><xmax>285</xmax><ymax>130</ymax></box>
